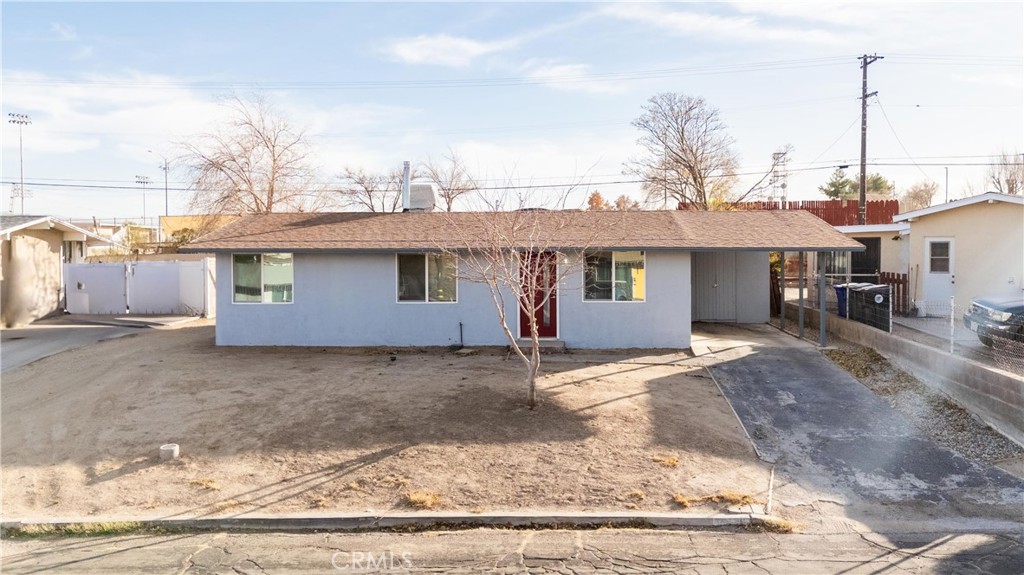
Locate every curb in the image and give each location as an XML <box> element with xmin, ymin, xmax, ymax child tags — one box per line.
<box><xmin>1</xmin><ymin>511</ymin><xmax>771</xmax><ymax>534</ymax></box>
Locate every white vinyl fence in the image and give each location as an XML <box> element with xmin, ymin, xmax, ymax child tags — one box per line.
<box><xmin>64</xmin><ymin>259</ymin><xmax>216</xmax><ymax>317</ymax></box>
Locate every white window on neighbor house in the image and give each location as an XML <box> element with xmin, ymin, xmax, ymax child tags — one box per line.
<box><xmin>397</xmin><ymin>253</ymin><xmax>457</xmax><ymax>302</ymax></box>
<box><xmin>233</xmin><ymin>253</ymin><xmax>294</xmax><ymax>303</ymax></box>
<box><xmin>584</xmin><ymin>250</ymin><xmax>646</xmax><ymax>302</ymax></box>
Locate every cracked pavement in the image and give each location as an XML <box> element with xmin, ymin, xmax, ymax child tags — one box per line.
<box><xmin>4</xmin><ymin>529</ymin><xmax>1023</xmax><ymax>574</ymax></box>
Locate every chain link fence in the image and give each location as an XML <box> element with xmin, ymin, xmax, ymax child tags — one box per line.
<box><xmin>771</xmin><ymin>253</ymin><xmax>1023</xmax><ymax>376</ymax></box>
<box><xmin>894</xmin><ymin>298</ymin><xmax>1024</xmax><ymax>375</ymax></box>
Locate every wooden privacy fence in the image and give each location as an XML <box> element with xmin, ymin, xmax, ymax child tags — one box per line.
<box><xmin>730</xmin><ymin>199</ymin><xmax>900</xmax><ymax>226</ymax></box>
<box><xmin>879</xmin><ymin>272</ymin><xmax>910</xmax><ymax>316</ymax></box>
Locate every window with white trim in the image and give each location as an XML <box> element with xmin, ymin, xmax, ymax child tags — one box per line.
<box><xmin>584</xmin><ymin>251</ymin><xmax>646</xmax><ymax>302</ymax></box>
<box><xmin>397</xmin><ymin>254</ymin><xmax>457</xmax><ymax>302</ymax></box>
<box><xmin>233</xmin><ymin>253</ymin><xmax>294</xmax><ymax>303</ymax></box>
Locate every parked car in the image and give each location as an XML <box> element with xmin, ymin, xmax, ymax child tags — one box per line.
<box><xmin>963</xmin><ymin>293</ymin><xmax>1024</xmax><ymax>346</ymax></box>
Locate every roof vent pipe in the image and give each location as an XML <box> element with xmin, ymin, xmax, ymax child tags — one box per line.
<box><xmin>401</xmin><ymin>161</ymin><xmax>411</xmax><ymax>212</ymax></box>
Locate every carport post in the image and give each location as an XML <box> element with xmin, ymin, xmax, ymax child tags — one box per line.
<box><xmin>817</xmin><ymin>251</ymin><xmax>827</xmax><ymax>347</ymax></box>
<box><xmin>779</xmin><ymin>251</ymin><xmax>785</xmax><ymax>332</ymax></box>
<box><xmin>798</xmin><ymin>252</ymin><xmax>805</xmax><ymax>338</ymax></box>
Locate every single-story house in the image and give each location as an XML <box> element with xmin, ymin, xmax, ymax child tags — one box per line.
<box><xmin>183</xmin><ymin>205</ymin><xmax>861</xmax><ymax>349</ymax></box>
<box><xmin>1</xmin><ymin>215</ymin><xmax>116</xmax><ymax>327</ymax></box>
<box><xmin>892</xmin><ymin>192</ymin><xmax>1024</xmax><ymax>311</ymax></box>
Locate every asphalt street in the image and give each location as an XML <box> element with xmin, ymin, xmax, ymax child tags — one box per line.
<box><xmin>4</xmin><ymin>529</ymin><xmax>1022</xmax><ymax>574</ymax></box>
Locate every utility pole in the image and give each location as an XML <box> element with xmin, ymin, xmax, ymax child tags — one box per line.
<box><xmin>8</xmin><ymin>113</ymin><xmax>31</xmax><ymax>215</ymax></box>
<box><xmin>858</xmin><ymin>53</ymin><xmax>883</xmax><ymax>225</ymax></box>
<box><xmin>135</xmin><ymin>175</ymin><xmax>151</xmax><ymax>226</ymax></box>
<box><xmin>149</xmin><ymin>150</ymin><xmax>170</xmax><ymax>243</ymax></box>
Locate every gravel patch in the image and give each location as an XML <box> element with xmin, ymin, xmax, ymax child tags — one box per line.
<box><xmin>823</xmin><ymin>342</ymin><xmax>1023</xmax><ymax>466</ymax></box>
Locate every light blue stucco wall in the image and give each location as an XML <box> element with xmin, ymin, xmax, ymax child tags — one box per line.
<box><xmin>215</xmin><ymin>253</ymin><xmax>515</xmax><ymax>346</ymax></box>
<box><xmin>558</xmin><ymin>251</ymin><xmax>691</xmax><ymax>348</ymax></box>
<box><xmin>214</xmin><ymin>250</ymin><xmax>693</xmax><ymax>348</ymax></box>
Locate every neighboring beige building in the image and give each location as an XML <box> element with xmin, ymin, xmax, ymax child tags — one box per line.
<box><xmin>1</xmin><ymin>215</ymin><xmax>115</xmax><ymax>327</ymax></box>
<box><xmin>892</xmin><ymin>192</ymin><xmax>1024</xmax><ymax>313</ymax></box>
<box><xmin>834</xmin><ymin>223</ymin><xmax>910</xmax><ymax>280</ymax></box>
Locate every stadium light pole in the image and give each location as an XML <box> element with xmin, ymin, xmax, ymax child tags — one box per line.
<box><xmin>8</xmin><ymin>113</ymin><xmax>32</xmax><ymax>215</ymax></box>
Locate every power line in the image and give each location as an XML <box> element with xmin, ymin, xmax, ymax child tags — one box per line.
<box><xmin>874</xmin><ymin>96</ymin><xmax>941</xmax><ymax>187</ymax></box>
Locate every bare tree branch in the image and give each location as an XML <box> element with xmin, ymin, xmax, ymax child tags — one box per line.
<box><xmin>436</xmin><ymin>180</ymin><xmax>613</xmax><ymax>409</ymax></box>
<box><xmin>180</xmin><ymin>94</ymin><xmax>322</xmax><ymax>215</ymax></box>
<box><xmin>421</xmin><ymin>148</ymin><xmax>478</xmax><ymax>212</ymax></box>
<box><xmin>624</xmin><ymin>92</ymin><xmax>787</xmax><ymax>210</ymax></box>
<box><xmin>988</xmin><ymin>151</ymin><xmax>1024</xmax><ymax>196</ymax></box>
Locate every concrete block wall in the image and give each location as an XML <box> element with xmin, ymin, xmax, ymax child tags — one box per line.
<box><xmin>784</xmin><ymin>302</ymin><xmax>1024</xmax><ymax>446</ymax></box>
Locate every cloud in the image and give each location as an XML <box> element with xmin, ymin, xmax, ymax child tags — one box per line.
<box><xmin>521</xmin><ymin>61</ymin><xmax>625</xmax><ymax>95</ymax></box>
<box><xmin>599</xmin><ymin>4</ymin><xmax>844</xmax><ymax>45</ymax></box>
<box><xmin>50</xmin><ymin>23</ymin><xmax>78</xmax><ymax>41</ymax></box>
<box><xmin>385</xmin><ymin>34</ymin><xmax>517</xmax><ymax>67</ymax></box>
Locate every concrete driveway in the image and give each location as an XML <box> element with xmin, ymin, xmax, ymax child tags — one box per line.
<box><xmin>2</xmin><ymin>315</ymin><xmax>201</xmax><ymax>373</ymax></box>
<box><xmin>694</xmin><ymin>323</ymin><xmax>1024</xmax><ymax>532</ymax></box>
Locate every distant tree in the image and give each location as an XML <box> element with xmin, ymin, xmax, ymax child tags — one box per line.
<box><xmin>335</xmin><ymin>167</ymin><xmax>414</xmax><ymax>213</ymax></box>
<box><xmin>818</xmin><ymin>169</ymin><xmax>894</xmax><ymax>200</ymax></box>
<box><xmin>182</xmin><ymin>94</ymin><xmax>321</xmax><ymax>214</ymax></box>
<box><xmin>613</xmin><ymin>194</ymin><xmax>641</xmax><ymax>211</ymax></box>
<box><xmin>587</xmin><ymin>191</ymin><xmax>611</xmax><ymax>210</ymax></box>
<box><xmin>988</xmin><ymin>151</ymin><xmax>1023</xmax><ymax>195</ymax></box>
<box><xmin>865</xmin><ymin>173</ymin><xmax>896</xmax><ymax>199</ymax></box>
<box><xmin>818</xmin><ymin>168</ymin><xmax>857</xmax><ymax>199</ymax></box>
<box><xmin>421</xmin><ymin>149</ymin><xmax>478</xmax><ymax>211</ymax></box>
<box><xmin>625</xmin><ymin>92</ymin><xmax>787</xmax><ymax>210</ymax></box>
<box><xmin>899</xmin><ymin>181</ymin><xmax>939</xmax><ymax>212</ymax></box>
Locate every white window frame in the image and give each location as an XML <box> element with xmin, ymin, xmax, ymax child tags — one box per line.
<box><xmin>231</xmin><ymin>253</ymin><xmax>295</xmax><ymax>305</ymax></box>
<box><xmin>582</xmin><ymin>250</ymin><xmax>647</xmax><ymax>303</ymax></box>
<box><xmin>395</xmin><ymin>253</ymin><xmax>458</xmax><ymax>304</ymax></box>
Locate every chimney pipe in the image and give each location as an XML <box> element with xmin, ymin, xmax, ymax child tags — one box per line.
<box><xmin>401</xmin><ymin>161</ymin><xmax>411</xmax><ymax>212</ymax></box>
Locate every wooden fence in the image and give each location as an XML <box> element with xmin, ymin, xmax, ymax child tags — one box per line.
<box><xmin>729</xmin><ymin>199</ymin><xmax>900</xmax><ymax>226</ymax></box>
<box><xmin>879</xmin><ymin>272</ymin><xmax>910</xmax><ymax>316</ymax></box>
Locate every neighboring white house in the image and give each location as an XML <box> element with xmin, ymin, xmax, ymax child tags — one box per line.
<box><xmin>892</xmin><ymin>192</ymin><xmax>1024</xmax><ymax>312</ymax></box>
<box><xmin>182</xmin><ymin>207</ymin><xmax>862</xmax><ymax>349</ymax></box>
<box><xmin>0</xmin><ymin>215</ymin><xmax>116</xmax><ymax>327</ymax></box>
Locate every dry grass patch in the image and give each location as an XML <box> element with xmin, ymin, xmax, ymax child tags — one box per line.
<box><xmin>652</xmin><ymin>455</ymin><xmax>680</xmax><ymax>468</ymax></box>
<box><xmin>629</xmin><ymin>490</ymin><xmax>646</xmax><ymax>501</ymax></box>
<box><xmin>672</xmin><ymin>491</ymin><xmax>759</xmax><ymax>509</ymax></box>
<box><xmin>751</xmin><ymin>517</ymin><xmax>800</xmax><ymax>534</ymax></box>
<box><xmin>404</xmin><ymin>490</ymin><xmax>442</xmax><ymax>509</ymax></box>
<box><xmin>188</xmin><ymin>477</ymin><xmax>221</xmax><ymax>491</ymax></box>
<box><xmin>3</xmin><ymin>521</ymin><xmax>144</xmax><ymax>538</ymax></box>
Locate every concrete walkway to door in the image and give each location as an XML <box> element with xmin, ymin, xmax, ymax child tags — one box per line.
<box><xmin>692</xmin><ymin>323</ymin><xmax>1023</xmax><ymax>536</ymax></box>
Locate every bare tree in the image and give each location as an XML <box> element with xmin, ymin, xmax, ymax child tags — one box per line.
<box><xmin>421</xmin><ymin>149</ymin><xmax>478</xmax><ymax>211</ymax></box>
<box><xmin>899</xmin><ymin>180</ymin><xmax>939</xmax><ymax>212</ymax></box>
<box><xmin>334</xmin><ymin>167</ymin><xmax>414</xmax><ymax>212</ymax></box>
<box><xmin>182</xmin><ymin>94</ymin><xmax>320</xmax><ymax>214</ymax></box>
<box><xmin>439</xmin><ymin>185</ymin><xmax>611</xmax><ymax>409</ymax></box>
<box><xmin>613</xmin><ymin>194</ymin><xmax>641</xmax><ymax>211</ymax></box>
<box><xmin>625</xmin><ymin>92</ymin><xmax>787</xmax><ymax>210</ymax></box>
<box><xmin>988</xmin><ymin>151</ymin><xmax>1024</xmax><ymax>195</ymax></box>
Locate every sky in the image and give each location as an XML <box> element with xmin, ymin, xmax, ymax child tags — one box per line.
<box><xmin>2</xmin><ymin>1</ymin><xmax>1022</xmax><ymax>223</ymax></box>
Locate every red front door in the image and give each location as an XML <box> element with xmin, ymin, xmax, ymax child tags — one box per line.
<box><xmin>519</xmin><ymin>251</ymin><xmax>558</xmax><ymax>338</ymax></box>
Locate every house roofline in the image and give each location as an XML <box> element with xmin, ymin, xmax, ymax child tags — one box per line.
<box><xmin>892</xmin><ymin>192</ymin><xmax>1024</xmax><ymax>222</ymax></box>
<box><xmin>0</xmin><ymin>216</ymin><xmax>116</xmax><ymax>245</ymax></box>
<box><xmin>181</xmin><ymin>245</ymin><xmax>865</xmax><ymax>255</ymax></box>
<box><xmin>835</xmin><ymin>223</ymin><xmax>910</xmax><ymax>234</ymax></box>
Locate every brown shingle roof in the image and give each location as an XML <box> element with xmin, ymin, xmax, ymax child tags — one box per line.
<box><xmin>181</xmin><ymin>209</ymin><xmax>864</xmax><ymax>253</ymax></box>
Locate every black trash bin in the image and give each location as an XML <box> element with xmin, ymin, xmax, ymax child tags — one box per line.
<box><xmin>849</xmin><ymin>284</ymin><xmax>890</xmax><ymax>331</ymax></box>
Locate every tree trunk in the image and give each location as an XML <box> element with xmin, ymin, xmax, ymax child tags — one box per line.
<box><xmin>527</xmin><ymin>336</ymin><xmax>541</xmax><ymax>409</ymax></box>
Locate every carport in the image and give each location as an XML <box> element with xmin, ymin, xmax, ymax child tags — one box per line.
<box><xmin>688</xmin><ymin>245</ymin><xmax>856</xmax><ymax>343</ymax></box>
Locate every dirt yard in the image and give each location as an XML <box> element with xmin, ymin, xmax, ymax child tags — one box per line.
<box><xmin>2</xmin><ymin>322</ymin><xmax>770</xmax><ymax>519</ymax></box>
